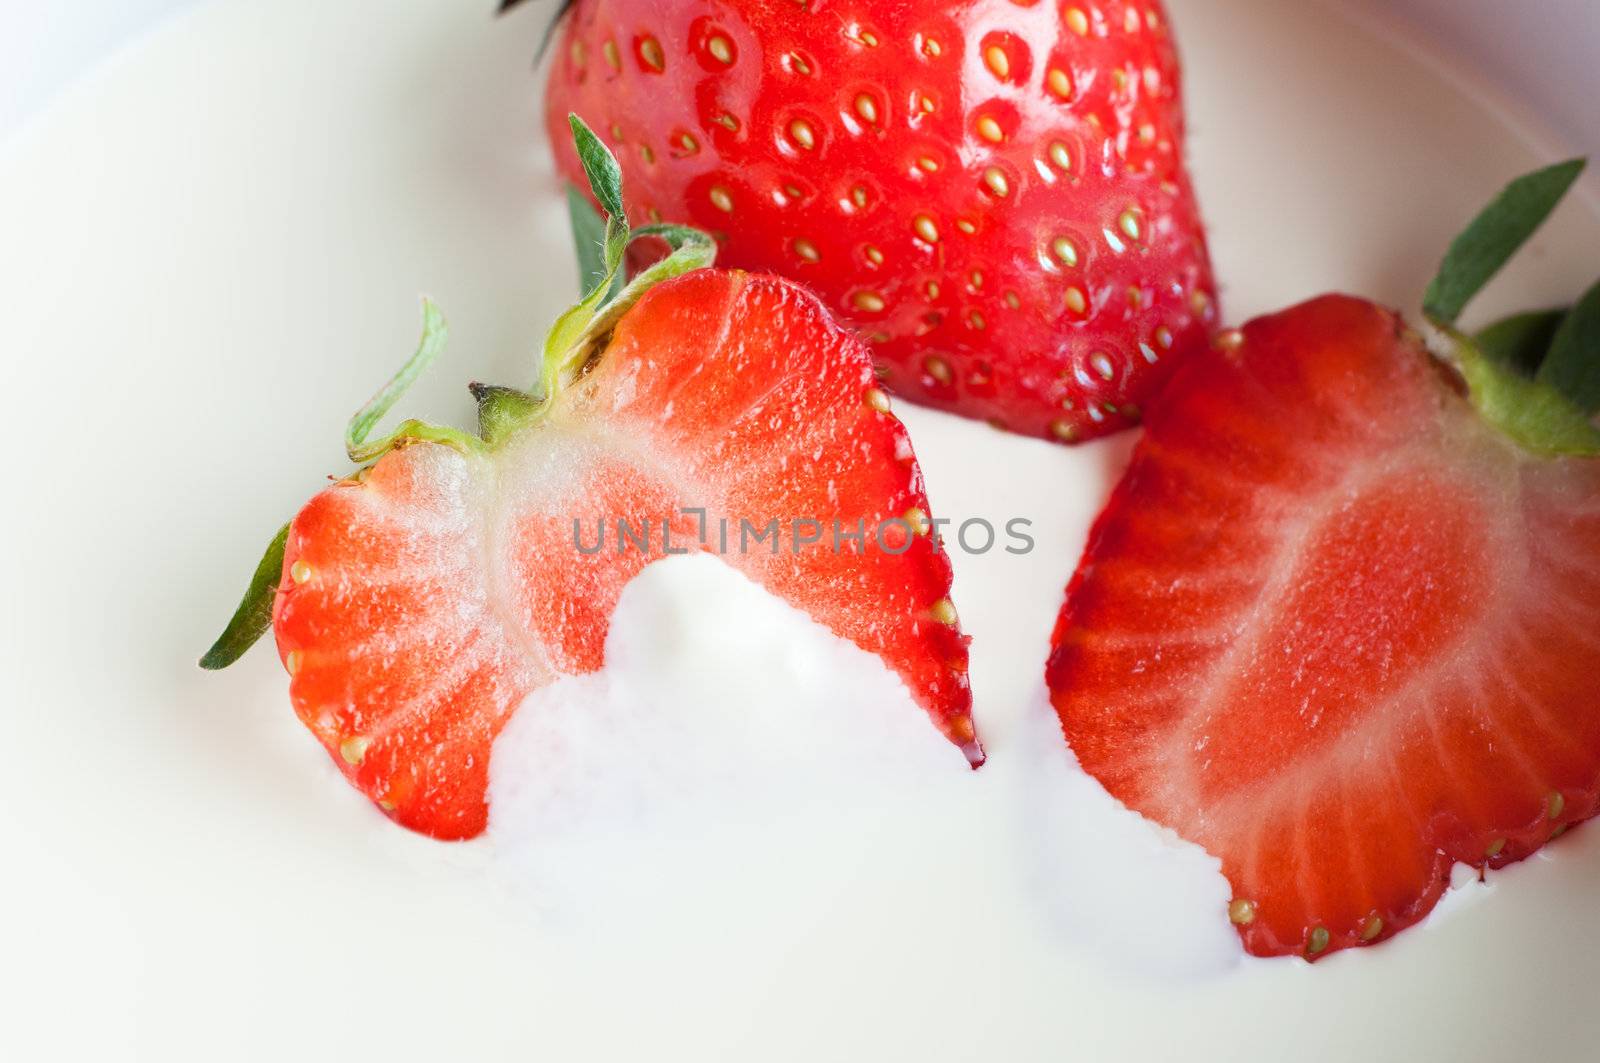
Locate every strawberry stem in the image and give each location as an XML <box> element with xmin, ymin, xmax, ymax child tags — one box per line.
<box><xmin>470</xmin><ymin>383</ymin><xmax>543</xmax><ymax>447</ymax></box>
<box><xmin>1443</xmin><ymin>328</ymin><xmax>1600</xmax><ymax>457</ymax></box>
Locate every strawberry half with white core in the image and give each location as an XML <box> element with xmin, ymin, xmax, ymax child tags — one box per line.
<box><xmin>202</xmin><ymin>117</ymin><xmax>980</xmax><ymax>841</ymax></box>
<box><xmin>1047</xmin><ymin>160</ymin><xmax>1600</xmax><ymax>960</ymax></box>
<box><xmin>529</xmin><ymin>0</ymin><xmax>1217</xmax><ymax>444</ymax></box>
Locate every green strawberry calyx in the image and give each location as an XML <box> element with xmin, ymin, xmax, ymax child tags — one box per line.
<box><xmin>517</xmin><ymin>117</ymin><xmax>716</xmax><ymax>439</ymax></box>
<box><xmin>1424</xmin><ymin>158</ymin><xmax>1600</xmax><ymax>457</ymax></box>
<box><xmin>201</xmin><ymin>114</ymin><xmax>716</xmax><ymax>670</ymax></box>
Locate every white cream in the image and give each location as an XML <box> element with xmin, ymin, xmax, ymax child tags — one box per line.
<box><xmin>484</xmin><ymin>557</ymin><xmax>951</xmax><ymax>947</ymax></box>
<box><xmin>486</xmin><ymin>544</ymin><xmax>1249</xmax><ymax>980</ymax></box>
<box><xmin>485</xmin><ymin>554</ymin><xmax>962</xmax><ymax>914</ymax></box>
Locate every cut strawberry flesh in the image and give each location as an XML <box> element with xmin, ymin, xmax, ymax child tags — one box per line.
<box><xmin>1048</xmin><ymin>294</ymin><xmax>1600</xmax><ymax>958</ymax></box>
<box><xmin>275</xmin><ymin>270</ymin><xmax>977</xmax><ymax>840</ymax></box>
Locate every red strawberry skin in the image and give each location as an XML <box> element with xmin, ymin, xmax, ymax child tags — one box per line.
<box><xmin>1047</xmin><ymin>294</ymin><xmax>1600</xmax><ymax>959</ymax></box>
<box><xmin>543</xmin><ymin>0</ymin><xmax>1216</xmax><ymax>443</ymax></box>
<box><xmin>274</xmin><ymin>270</ymin><xmax>977</xmax><ymax>840</ymax></box>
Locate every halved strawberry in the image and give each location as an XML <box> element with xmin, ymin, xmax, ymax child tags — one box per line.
<box><xmin>203</xmin><ymin>118</ymin><xmax>979</xmax><ymax>840</ymax></box>
<box><xmin>531</xmin><ymin>0</ymin><xmax>1217</xmax><ymax>444</ymax></box>
<box><xmin>1047</xmin><ymin>161</ymin><xmax>1600</xmax><ymax>959</ymax></box>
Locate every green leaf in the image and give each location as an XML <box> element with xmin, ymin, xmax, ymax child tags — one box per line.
<box><xmin>539</xmin><ymin>120</ymin><xmax>645</xmax><ymax>397</ymax></box>
<box><xmin>1473</xmin><ymin>308</ymin><xmax>1568</xmax><ymax>377</ymax></box>
<box><xmin>567</xmin><ymin>114</ymin><xmax>625</xmax><ymax>224</ymax></box>
<box><xmin>566</xmin><ymin>183</ymin><xmax>611</xmax><ymax>298</ymax></box>
<box><xmin>1536</xmin><ymin>277</ymin><xmax>1600</xmax><ymax>414</ymax></box>
<box><xmin>347</xmin><ymin>299</ymin><xmax>447</xmax><ymax>455</ymax></box>
<box><xmin>345</xmin><ymin>300</ymin><xmax>478</xmax><ymax>462</ymax></box>
<box><xmin>1423</xmin><ymin>158</ymin><xmax>1586</xmax><ymax>326</ymax></box>
<box><xmin>200</xmin><ymin>522</ymin><xmax>290</xmax><ymax>670</ymax></box>
<box><xmin>536</xmin><ymin>117</ymin><xmax>719</xmax><ymax>412</ymax></box>
<box><xmin>566</xmin><ymin>115</ymin><xmax>631</xmax><ymax>279</ymax></box>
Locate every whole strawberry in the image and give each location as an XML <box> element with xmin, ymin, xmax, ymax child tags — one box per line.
<box><xmin>203</xmin><ymin>119</ymin><xmax>980</xmax><ymax>840</ymax></box>
<box><xmin>1048</xmin><ymin>161</ymin><xmax>1600</xmax><ymax>960</ymax></box>
<box><xmin>535</xmin><ymin>0</ymin><xmax>1217</xmax><ymax>443</ymax></box>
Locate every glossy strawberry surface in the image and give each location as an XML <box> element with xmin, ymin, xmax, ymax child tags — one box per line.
<box><xmin>544</xmin><ymin>0</ymin><xmax>1217</xmax><ymax>443</ymax></box>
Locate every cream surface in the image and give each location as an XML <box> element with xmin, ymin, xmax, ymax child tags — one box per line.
<box><xmin>486</xmin><ymin>552</ymin><xmax>1241</xmax><ymax>979</ymax></box>
<box><xmin>3</xmin><ymin>0</ymin><xmax>1600</xmax><ymax>1059</ymax></box>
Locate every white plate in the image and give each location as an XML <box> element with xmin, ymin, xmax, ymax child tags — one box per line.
<box><xmin>2</xmin><ymin>1</ymin><xmax>1599</xmax><ymax>1060</ymax></box>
